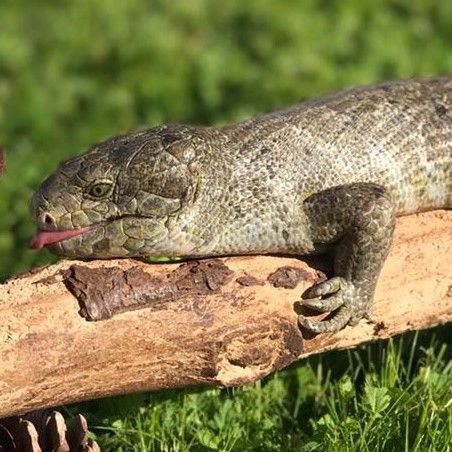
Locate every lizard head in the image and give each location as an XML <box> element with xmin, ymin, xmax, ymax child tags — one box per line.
<box><xmin>30</xmin><ymin>125</ymin><xmax>201</xmax><ymax>258</ymax></box>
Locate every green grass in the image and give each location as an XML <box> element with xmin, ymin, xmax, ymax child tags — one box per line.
<box><xmin>67</xmin><ymin>326</ymin><xmax>451</xmax><ymax>451</ymax></box>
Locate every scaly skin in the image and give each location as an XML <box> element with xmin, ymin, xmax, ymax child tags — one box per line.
<box><xmin>31</xmin><ymin>77</ymin><xmax>452</xmax><ymax>333</ymax></box>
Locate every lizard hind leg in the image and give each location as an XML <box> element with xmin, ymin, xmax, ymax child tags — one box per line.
<box><xmin>300</xmin><ymin>183</ymin><xmax>396</xmax><ymax>333</ymax></box>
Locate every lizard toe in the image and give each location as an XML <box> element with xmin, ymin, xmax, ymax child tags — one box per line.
<box><xmin>298</xmin><ymin>306</ymin><xmax>352</xmax><ymax>333</ymax></box>
<box><xmin>303</xmin><ymin>276</ymin><xmax>344</xmax><ymax>298</ymax></box>
<box><xmin>301</xmin><ymin>293</ymin><xmax>344</xmax><ymax>312</ymax></box>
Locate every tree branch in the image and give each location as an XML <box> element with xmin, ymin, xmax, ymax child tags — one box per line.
<box><xmin>0</xmin><ymin>210</ymin><xmax>450</xmax><ymax>417</ymax></box>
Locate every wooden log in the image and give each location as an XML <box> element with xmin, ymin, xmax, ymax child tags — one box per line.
<box><xmin>0</xmin><ymin>210</ymin><xmax>450</xmax><ymax>417</ymax></box>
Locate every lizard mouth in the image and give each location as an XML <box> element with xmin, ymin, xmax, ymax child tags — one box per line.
<box><xmin>29</xmin><ymin>226</ymin><xmax>93</xmax><ymax>250</ymax></box>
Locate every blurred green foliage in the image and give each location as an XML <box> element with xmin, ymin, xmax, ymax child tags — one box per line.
<box><xmin>0</xmin><ymin>0</ymin><xmax>451</xmax><ymax>279</ymax></box>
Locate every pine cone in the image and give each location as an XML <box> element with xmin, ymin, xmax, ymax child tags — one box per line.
<box><xmin>0</xmin><ymin>409</ymin><xmax>100</xmax><ymax>452</ymax></box>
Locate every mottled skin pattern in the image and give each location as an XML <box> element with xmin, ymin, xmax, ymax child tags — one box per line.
<box><xmin>31</xmin><ymin>77</ymin><xmax>452</xmax><ymax>333</ymax></box>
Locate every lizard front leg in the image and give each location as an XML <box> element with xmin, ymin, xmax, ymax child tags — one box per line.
<box><xmin>299</xmin><ymin>183</ymin><xmax>395</xmax><ymax>333</ymax></box>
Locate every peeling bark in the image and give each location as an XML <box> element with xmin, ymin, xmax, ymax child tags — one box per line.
<box><xmin>0</xmin><ymin>210</ymin><xmax>451</xmax><ymax>417</ymax></box>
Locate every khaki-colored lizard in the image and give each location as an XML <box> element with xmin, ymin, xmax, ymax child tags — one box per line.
<box><xmin>30</xmin><ymin>77</ymin><xmax>452</xmax><ymax>333</ymax></box>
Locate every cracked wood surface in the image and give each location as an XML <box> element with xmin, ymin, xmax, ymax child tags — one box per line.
<box><xmin>0</xmin><ymin>210</ymin><xmax>451</xmax><ymax>417</ymax></box>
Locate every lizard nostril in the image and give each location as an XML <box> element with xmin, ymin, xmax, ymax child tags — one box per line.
<box><xmin>42</xmin><ymin>213</ymin><xmax>56</xmax><ymax>229</ymax></box>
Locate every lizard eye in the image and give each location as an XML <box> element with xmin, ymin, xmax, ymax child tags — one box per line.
<box><xmin>87</xmin><ymin>181</ymin><xmax>113</xmax><ymax>198</ymax></box>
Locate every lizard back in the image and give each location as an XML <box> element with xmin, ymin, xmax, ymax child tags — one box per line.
<box><xmin>221</xmin><ymin>77</ymin><xmax>452</xmax><ymax>215</ymax></box>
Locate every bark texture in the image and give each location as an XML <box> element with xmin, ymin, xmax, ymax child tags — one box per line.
<box><xmin>0</xmin><ymin>210</ymin><xmax>451</xmax><ymax>418</ymax></box>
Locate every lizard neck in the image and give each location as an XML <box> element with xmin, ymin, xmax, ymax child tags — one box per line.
<box><xmin>163</xmin><ymin>126</ymin><xmax>315</xmax><ymax>257</ymax></box>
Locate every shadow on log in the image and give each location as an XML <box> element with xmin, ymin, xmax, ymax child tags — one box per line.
<box><xmin>0</xmin><ymin>210</ymin><xmax>451</xmax><ymax>417</ymax></box>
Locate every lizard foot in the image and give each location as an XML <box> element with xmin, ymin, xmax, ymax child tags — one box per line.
<box><xmin>298</xmin><ymin>277</ymin><xmax>369</xmax><ymax>333</ymax></box>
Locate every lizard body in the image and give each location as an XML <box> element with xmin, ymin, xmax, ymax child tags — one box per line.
<box><xmin>31</xmin><ymin>77</ymin><xmax>452</xmax><ymax>332</ymax></box>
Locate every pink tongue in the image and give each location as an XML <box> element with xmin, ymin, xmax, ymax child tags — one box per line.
<box><xmin>30</xmin><ymin>227</ymin><xmax>91</xmax><ymax>250</ymax></box>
